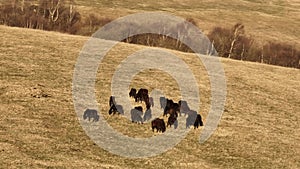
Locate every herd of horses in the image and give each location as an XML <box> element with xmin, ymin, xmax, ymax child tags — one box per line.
<box><xmin>83</xmin><ymin>88</ymin><xmax>204</xmax><ymax>133</ymax></box>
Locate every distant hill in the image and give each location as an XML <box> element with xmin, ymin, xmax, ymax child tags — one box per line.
<box><xmin>0</xmin><ymin>0</ymin><xmax>299</xmax><ymax>45</ymax></box>
<box><xmin>74</xmin><ymin>0</ymin><xmax>300</xmax><ymax>46</ymax></box>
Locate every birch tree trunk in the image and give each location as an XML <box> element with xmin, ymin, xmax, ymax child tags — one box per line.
<box><xmin>228</xmin><ymin>24</ymin><xmax>244</xmax><ymax>58</ymax></box>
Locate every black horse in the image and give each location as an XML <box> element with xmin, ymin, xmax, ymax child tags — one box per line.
<box><xmin>83</xmin><ymin>109</ymin><xmax>99</xmax><ymax>122</ymax></box>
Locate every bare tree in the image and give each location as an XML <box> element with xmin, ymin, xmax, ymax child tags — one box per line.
<box><xmin>228</xmin><ymin>23</ymin><xmax>244</xmax><ymax>58</ymax></box>
<box><xmin>260</xmin><ymin>46</ymin><xmax>264</xmax><ymax>63</ymax></box>
<box><xmin>68</xmin><ymin>0</ymin><xmax>76</xmax><ymax>24</ymax></box>
<box><xmin>208</xmin><ymin>26</ymin><xmax>232</xmax><ymax>57</ymax></box>
<box><xmin>47</xmin><ymin>0</ymin><xmax>62</xmax><ymax>22</ymax></box>
<box><xmin>298</xmin><ymin>54</ymin><xmax>300</xmax><ymax>68</ymax></box>
<box><xmin>19</xmin><ymin>0</ymin><xmax>25</xmax><ymax>12</ymax></box>
<box><xmin>240</xmin><ymin>43</ymin><xmax>245</xmax><ymax>60</ymax></box>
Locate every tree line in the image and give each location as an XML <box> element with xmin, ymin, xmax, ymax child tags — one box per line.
<box><xmin>207</xmin><ymin>23</ymin><xmax>300</xmax><ymax>68</ymax></box>
<box><xmin>122</xmin><ymin>21</ymin><xmax>299</xmax><ymax>69</ymax></box>
<box><xmin>0</xmin><ymin>0</ymin><xmax>112</xmax><ymax>35</ymax></box>
<box><xmin>0</xmin><ymin>0</ymin><xmax>299</xmax><ymax>69</ymax></box>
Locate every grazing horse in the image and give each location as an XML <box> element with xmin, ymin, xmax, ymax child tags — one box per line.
<box><xmin>135</xmin><ymin>88</ymin><xmax>149</xmax><ymax>103</ymax></box>
<box><xmin>83</xmin><ymin>109</ymin><xmax>99</xmax><ymax>122</ymax></box>
<box><xmin>186</xmin><ymin>110</ymin><xmax>203</xmax><ymax>129</ymax></box>
<box><xmin>129</xmin><ymin>88</ymin><xmax>137</xmax><ymax>98</ymax></box>
<box><xmin>108</xmin><ymin>96</ymin><xmax>123</xmax><ymax>115</ymax></box>
<box><xmin>131</xmin><ymin>106</ymin><xmax>143</xmax><ymax>124</ymax></box>
<box><xmin>163</xmin><ymin>99</ymin><xmax>179</xmax><ymax>117</ymax></box>
<box><xmin>145</xmin><ymin>97</ymin><xmax>151</xmax><ymax>109</ymax></box>
<box><xmin>178</xmin><ymin>100</ymin><xmax>190</xmax><ymax>116</ymax></box>
<box><xmin>109</xmin><ymin>104</ymin><xmax>124</xmax><ymax>115</ymax></box>
<box><xmin>143</xmin><ymin>106</ymin><xmax>152</xmax><ymax>122</ymax></box>
<box><xmin>109</xmin><ymin>96</ymin><xmax>116</xmax><ymax>108</ymax></box>
<box><xmin>151</xmin><ymin>118</ymin><xmax>166</xmax><ymax>133</ymax></box>
<box><xmin>109</xmin><ymin>104</ymin><xmax>118</xmax><ymax>115</ymax></box>
<box><xmin>163</xmin><ymin>99</ymin><xmax>173</xmax><ymax>116</ymax></box>
<box><xmin>160</xmin><ymin>97</ymin><xmax>167</xmax><ymax>109</ymax></box>
<box><xmin>167</xmin><ymin>113</ymin><xmax>177</xmax><ymax>128</ymax></box>
<box><xmin>194</xmin><ymin>114</ymin><xmax>203</xmax><ymax>129</ymax></box>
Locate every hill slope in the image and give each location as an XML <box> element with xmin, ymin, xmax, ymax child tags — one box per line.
<box><xmin>0</xmin><ymin>0</ymin><xmax>299</xmax><ymax>46</ymax></box>
<box><xmin>0</xmin><ymin>25</ymin><xmax>299</xmax><ymax>168</ymax></box>
<box><xmin>75</xmin><ymin>0</ymin><xmax>300</xmax><ymax>46</ymax></box>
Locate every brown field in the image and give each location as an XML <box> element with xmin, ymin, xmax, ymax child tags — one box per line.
<box><xmin>73</xmin><ymin>0</ymin><xmax>300</xmax><ymax>47</ymax></box>
<box><xmin>0</xmin><ymin>23</ymin><xmax>299</xmax><ymax>169</ymax></box>
<box><xmin>0</xmin><ymin>0</ymin><xmax>299</xmax><ymax>47</ymax></box>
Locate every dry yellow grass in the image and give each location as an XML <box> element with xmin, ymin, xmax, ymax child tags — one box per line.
<box><xmin>0</xmin><ymin>0</ymin><xmax>298</xmax><ymax>46</ymax></box>
<box><xmin>74</xmin><ymin>0</ymin><xmax>300</xmax><ymax>47</ymax></box>
<box><xmin>0</xmin><ymin>25</ymin><xmax>299</xmax><ymax>169</ymax></box>
<box><xmin>1</xmin><ymin>0</ymin><xmax>298</xmax><ymax>46</ymax></box>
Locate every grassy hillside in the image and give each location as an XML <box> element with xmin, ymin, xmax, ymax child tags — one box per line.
<box><xmin>0</xmin><ymin>25</ymin><xmax>299</xmax><ymax>168</ymax></box>
<box><xmin>0</xmin><ymin>0</ymin><xmax>299</xmax><ymax>47</ymax></box>
<box><xmin>74</xmin><ymin>0</ymin><xmax>300</xmax><ymax>47</ymax></box>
